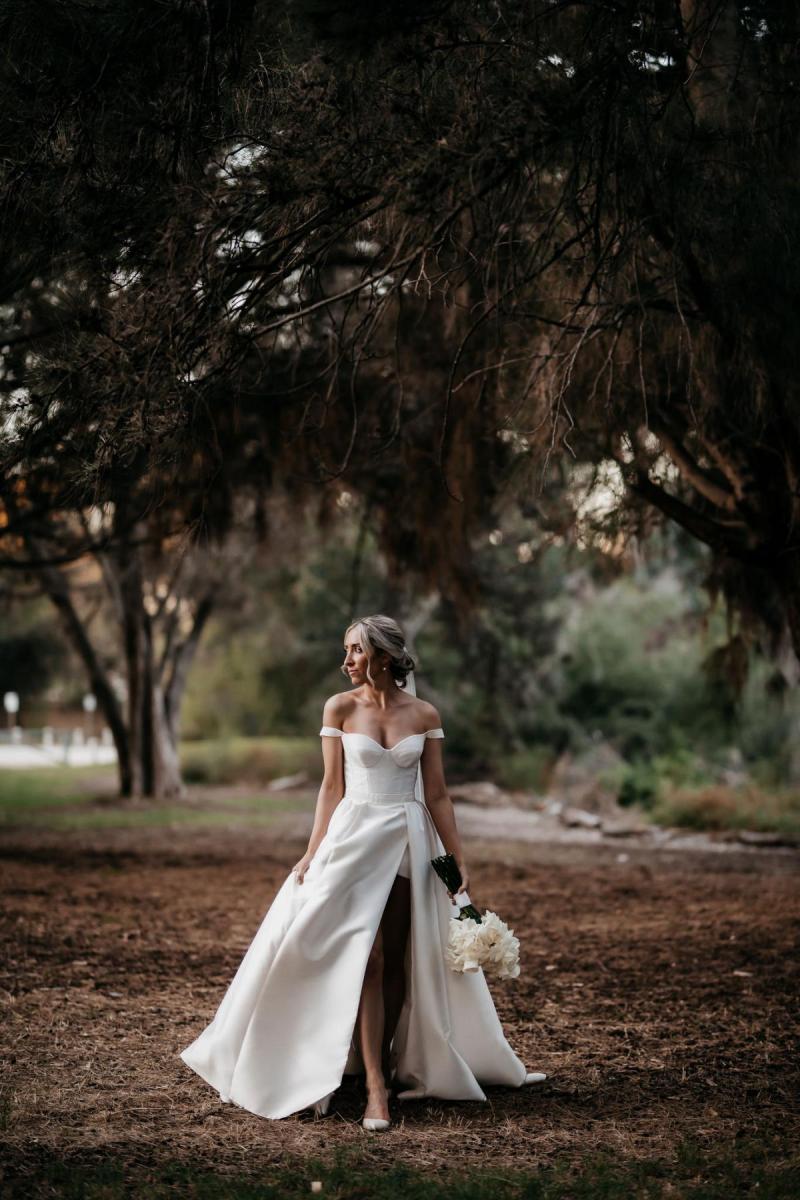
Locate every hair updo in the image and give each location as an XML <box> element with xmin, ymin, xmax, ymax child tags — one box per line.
<box><xmin>342</xmin><ymin>614</ymin><xmax>416</xmax><ymax>689</ymax></box>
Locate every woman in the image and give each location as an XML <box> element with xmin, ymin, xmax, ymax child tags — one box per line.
<box><xmin>179</xmin><ymin>614</ymin><xmax>546</xmax><ymax>1130</ymax></box>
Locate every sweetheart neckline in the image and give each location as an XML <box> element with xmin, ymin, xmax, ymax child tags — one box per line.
<box><xmin>341</xmin><ymin>730</ymin><xmax>434</xmax><ymax>753</ymax></box>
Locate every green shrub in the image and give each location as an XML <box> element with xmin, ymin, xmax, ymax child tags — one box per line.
<box><xmin>614</xmin><ymin>761</ymin><xmax>661</xmax><ymax>808</ymax></box>
<box><xmin>180</xmin><ymin>737</ymin><xmax>320</xmax><ymax>786</ymax></box>
<box><xmin>600</xmin><ymin>748</ymin><xmax>715</xmax><ymax>810</ymax></box>
<box><xmin>651</xmin><ymin>783</ymin><xmax>800</xmax><ymax>835</ymax></box>
<box><xmin>495</xmin><ymin>745</ymin><xmax>558</xmax><ymax>792</ymax></box>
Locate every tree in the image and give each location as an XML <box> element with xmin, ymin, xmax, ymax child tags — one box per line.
<box><xmin>280</xmin><ymin>0</ymin><xmax>800</xmax><ymax>666</ymax></box>
<box><xmin>3</xmin><ymin>0</ymin><xmax>799</xmax><ymax>683</ymax></box>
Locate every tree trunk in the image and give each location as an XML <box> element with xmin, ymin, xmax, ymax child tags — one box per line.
<box><xmin>118</xmin><ymin>540</ymin><xmax>149</xmax><ymax>797</ymax></box>
<box><xmin>119</xmin><ymin>552</ymin><xmax>189</xmax><ymax>800</ymax></box>
<box><xmin>152</xmin><ymin>681</ymin><xmax>185</xmax><ymax>799</ymax></box>
<box><xmin>23</xmin><ymin>539</ymin><xmax>135</xmax><ymax>796</ymax></box>
<box><xmin>163</xmin><ymin>593</ymin><xmax>215</xmax><ymax>745</ymax></box>
<box><xmin>23</xmin><ymin>504</ymin><xmax>211</xmax><ymax>799</ymax></box>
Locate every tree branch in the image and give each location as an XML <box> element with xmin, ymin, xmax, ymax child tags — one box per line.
<box><xmin>630</xmin><ymin>470</ymin><xmax>753</xmax><ymax>556</ymax></box>
<box><xmin>648</xmin><ymin>417</ymin><xmax>738</xmax><ymax>512</ymax></box>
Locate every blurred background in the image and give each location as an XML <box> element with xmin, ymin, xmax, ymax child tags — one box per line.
<box><xmin>3</xmin><ymin>496</ymin><xmax>798</xmax><ymax>840</ymax></box>
<box><xmin>2</xmin><ymin>0</ymin><xmax>799</xmax><ymax>848</ymax></box>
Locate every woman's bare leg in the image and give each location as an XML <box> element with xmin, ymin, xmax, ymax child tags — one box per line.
<box><xmin>356</xmin><ymin>924</ymin><xmax>390</xmax><ymax>1120</ymax></box>
<box><xmin>356</xmin><ymin>875</ymin><xmax>411</xmax><ymax>1120</ymax></box>
<box><xmin>380</xmin><ymin>875</ymin><xmax>411</xmax><ymax>1079</ymax></box>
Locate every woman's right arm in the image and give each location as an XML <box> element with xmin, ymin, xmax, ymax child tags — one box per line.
<box><xmin>292</xmin><ymin>698</ymin><xmax>346</xmax><ymax>884</ymax></box>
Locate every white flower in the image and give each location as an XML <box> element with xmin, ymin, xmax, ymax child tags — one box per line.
<box><xmin>445</xmin><ymin>910</ymin><xmax>520</xmax><ymax>979</ymax></box>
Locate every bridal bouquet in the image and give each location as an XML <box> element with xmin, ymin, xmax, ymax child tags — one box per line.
<box><xmin>430</xmin><ymin>853</ymin><xmax>521</xmax><ymax>979</ymax></box>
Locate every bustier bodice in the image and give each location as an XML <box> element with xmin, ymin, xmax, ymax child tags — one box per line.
<box><xmin>319</xmin><ymin>727</ymin><xmax>444</xmax><ymax>803</ymax></box>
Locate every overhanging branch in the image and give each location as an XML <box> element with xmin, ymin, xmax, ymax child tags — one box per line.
<box><xmin>630</xmin><ymin>470</ymin><xmax>753</xmax><ymax>557</ymax></box>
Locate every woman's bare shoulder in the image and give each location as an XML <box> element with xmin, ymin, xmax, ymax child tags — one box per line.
<box><xmin>411</xmin><ymin>697</ymin><xmax>442</xmax><ymax>730</ymax></box>
<box><xmin>321</xmin><ymin>692</ymin><xmax>356</xmax><ymax>728</ymax></box>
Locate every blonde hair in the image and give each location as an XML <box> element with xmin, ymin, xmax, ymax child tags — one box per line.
<box><xmin>342</xmin><ymin>614</ymin><xmax>416</xmax><ymax>689</ymax></box>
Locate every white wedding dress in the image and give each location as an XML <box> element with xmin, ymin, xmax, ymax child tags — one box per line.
<box><xmin>178</xmin><ymin>724</ymin><xmax>530</xmax><ymax>1119</ymax></box>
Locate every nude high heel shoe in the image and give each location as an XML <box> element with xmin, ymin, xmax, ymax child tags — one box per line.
<box><xmin>362</xmin><ymin>1083</ymin><xmax>391</xmax><ymax>1131</ymax></box>
<box><xmin>362</xmin><ymin>1116</ymin><xmax>391</xmax><ymax>1131</ymax></box>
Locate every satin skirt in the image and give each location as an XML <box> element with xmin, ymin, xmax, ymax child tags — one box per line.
<box><xmin>178</xmin><ymin>792</ymin><xmax>527</xmax><ymax>1119</ymax></box>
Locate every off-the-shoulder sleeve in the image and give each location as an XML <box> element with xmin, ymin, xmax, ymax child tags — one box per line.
<box><xmin>425</xmin><ymin>727</ymin><xmax>445</xmax><ymax>739</ymax></box>
<box><xmin>320</xmin><ymin>725</ymin><xmax>343</xmax><ymax>737</ymax></box>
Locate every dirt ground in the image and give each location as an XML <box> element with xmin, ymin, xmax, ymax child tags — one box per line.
<box><xmin>1</xmin><ymin>825</ymin><xmax>798</xmax><ymax>1188</ymax></box>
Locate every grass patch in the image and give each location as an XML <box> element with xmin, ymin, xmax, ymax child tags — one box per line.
<box><xmin>651</xmin><ymin>783</ymin><xmax>800</xmax><ymax>836</ymax></box>
<box><xmin>0</xmin><ymin>758</ymin><xmax>318</xmax><ymax>832</ymax></box>
<box><xmin>4</xmin><ymin>1138</ymin><xmax>799</xmax><ymax>1199</ymax></box>
<box><xmin>0</xmin><ymin>737</ymin><xmax>323</xmax><ymax>832</ymax></box>
<box><xmin>13</xmin><ymin>795</ymin><xmax>316</xmax><ymax>831</ymax></box>
<box><xmin>0</xmin><ymin>767</ymin><xmax>115</xmax><ymax>823</ymax></box>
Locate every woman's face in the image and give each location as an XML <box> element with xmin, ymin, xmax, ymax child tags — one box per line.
<box><xmin>343</xmin><ymin>627</ymin><xmax>381</xmax><ymax>684</ymax></box>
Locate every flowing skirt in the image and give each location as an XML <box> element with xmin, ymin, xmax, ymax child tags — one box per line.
<box><xmin>178</xmin><ymin>793</ymin><xmax>527</xmax><ymax>1119</ymax></box>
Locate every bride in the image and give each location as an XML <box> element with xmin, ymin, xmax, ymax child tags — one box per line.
<box><xmin>179</xmin><ymin>614</ymin><xmax>546</xmax><ymax>1130</ymax></box>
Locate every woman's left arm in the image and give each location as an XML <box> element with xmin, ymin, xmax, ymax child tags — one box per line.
<box><xmin>420</xmin><ymin>737</ymin><xmax>470</xmax><ymax>895</ymax></box>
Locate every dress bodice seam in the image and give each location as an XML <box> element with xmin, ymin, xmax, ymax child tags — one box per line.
<box><xmin>320</xmin><ymin>727</ymin><xmax>444</xmax><ymax>751</ymax></box>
